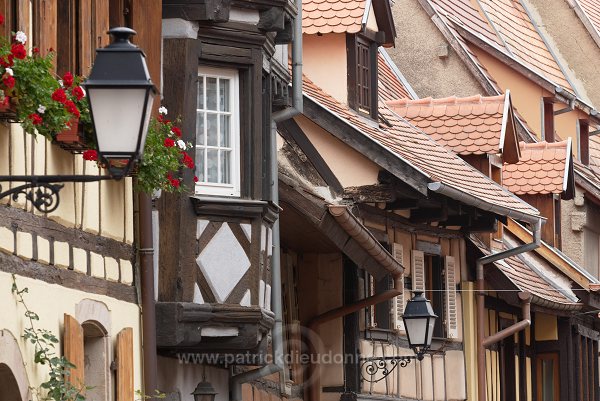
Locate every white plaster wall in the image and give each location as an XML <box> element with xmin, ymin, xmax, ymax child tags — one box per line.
<box><xmin>0</xmin><ymin>271</ymin><xmax>143</xmax><ymax>397</ymax></box>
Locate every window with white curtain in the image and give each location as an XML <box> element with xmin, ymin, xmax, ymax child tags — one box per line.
<box><xmin>196</xmin><ymin>67</ymin><xmax>240</xmax><ymax>196</ymax></box>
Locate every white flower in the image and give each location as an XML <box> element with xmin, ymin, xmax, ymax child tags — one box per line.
<box><xmin>37</xmin><ymin>105</ymin><xmax>46</xmax><ymax>114</ymax></box>
<box><xmin>58</xmin><ymin>79</ymin><xmax>63</xmax><ymax>87</ymax></box>
<box><xmin>79</xmin><ymin>87</ymin><xmax>86</xmax><ymax>97</ymax></box>
<box><xmin>158</xmin><ymin>106</ymin><xmax>168</xmax><ymax>115</ymax></box>
<box><xmin>5</xmin><ymin>68</ymin><xmax>13</xmax><ymax>76</ymax></box>
<box><xmin>15</xmin><ymin>31</ymin><xmax>27</xmax><ymax>44</ymax></box>
<box><xmin>177</xmin><ymin>139</ymin><xmax>186</xmax><ymax>150</ymax></box>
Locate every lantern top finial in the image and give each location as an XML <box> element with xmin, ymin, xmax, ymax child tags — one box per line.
<box><xmin>107</xmin><ymin>27</ymin><xmax>137</xmax><ymax>45</ymax></box>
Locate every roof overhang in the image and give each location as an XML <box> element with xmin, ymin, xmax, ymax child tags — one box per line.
<box><xmin>499</xmin><ymin>90</ymin><xmax>521</xmax><ymax>164</ymax></box>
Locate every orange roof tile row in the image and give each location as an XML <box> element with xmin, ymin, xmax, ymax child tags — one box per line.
<box><xmin>503</xmin><ymin>141</ymin><xmax>570</xmax><ymax>195</ymax></box>
<box><xmin>387</xmin><ymin>95</ymin><xmax>506</xmax><ymax>155</ymax></box>
<box><xmin>589</xmin><ymin>135</ymin><xmax>600</xmax><ymax>178</ymax></box>
<box><xmin>477</xmin><ymin>0</ymin><xmax>573</xmax><ymax>90</ymax></box>
<box><xmin>574</xmin><ymin>0</ymin><xmax>600</xmax><ymax>43</ymax></box>
<box><xmin>429</xmin><ymin>0</ymin><xmax>574</xmax><ymax>91</ymax></box>
<box><xmin>302</xmin><ymin>0</ymin><xmax>366</xmax><ymax>34</ymax></box>
<box><xmin>301</xmin><ymin>76</ymin><xmax>539</xmax><ymax>217</ymax></box>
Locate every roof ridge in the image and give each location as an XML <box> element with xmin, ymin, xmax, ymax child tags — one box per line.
<box><xmin>519</xmin><ymin>140</ymin><xmax>569</xmax><ymax>150</ymax></box>
<box><xmin>388</xmin><ymin>94</ymin><xmax>505</xmax><ymax>107</ymax></box>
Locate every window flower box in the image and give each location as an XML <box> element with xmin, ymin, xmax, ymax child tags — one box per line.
<box><xmin>54</xmin><ymin>117</ymin><xmax>89</xmax><ymax>152</ymax></box>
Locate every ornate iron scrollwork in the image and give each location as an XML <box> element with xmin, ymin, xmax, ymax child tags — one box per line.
<box><xmin>0</xmin><ymin>182</ymin><xmax>64</xmax><ymax>213</ymax></box>
<box><xmin>360</xmin><ymin>356</ymin><xmax>415</xmax><ymax>383</ymax></box>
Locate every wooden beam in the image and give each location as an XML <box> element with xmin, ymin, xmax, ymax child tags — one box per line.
<box><xmin>279</xmin><ymin>119</ymin><xmax>343</xmax><ymax>193</ymax></box>
<box><xmin>409</xmin><ymin>206</ymin><xmax>447</xmax><ymax>223</ymax></box>
<box><xmin>343</xmin><ymin>184</ymin><xmax>395</xmax><ymax>203</ymax></box>
<box><xmin>385</xmin><ymin>199</ymin><xmax>419</xmax><ymax>210</ymax></box>
<box><xmin>506</xmin><ymin>219</ymin><xmax>590</xmax><ymax>289</ymax></box>
<box><xmin>0</xmin><ymin>251</ymin><xmax>137</xmax><ymax>303</ymax></box>
<box><xmin>302</xmin><ymin>96</ymin><xmax>430</xmax><ymax>195</ymax></box>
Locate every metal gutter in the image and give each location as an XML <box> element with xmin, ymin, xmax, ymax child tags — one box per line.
<box><xmin>476</xmin><ymin>219</ymin><xmax>542</xmax><ymax>401</ymax></box>
<box><xmin>230</xmin><ymin>0</ymin><xmax>302</xmax><ymax>397</ymax></box>
<box><xmin>328</xmin><ymin>205</ymin><xmax>403</xmax><ymax>276</ymax></box>
<box><xmin>427</xmin><ymin>182</ymin><xmax>542</xmax><ymax>225</ymax></box>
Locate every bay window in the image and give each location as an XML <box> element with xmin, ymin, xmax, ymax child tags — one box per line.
<box><xmin>196</xmin><ymin>67</ymin><xmax>240</xmax><ymax>197</ymax></box>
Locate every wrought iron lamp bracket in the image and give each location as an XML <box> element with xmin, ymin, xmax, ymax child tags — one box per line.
<box><xmin>0</xmin><ymin>175</ymin><xmax>113</xmax><ymax>213</ymax></box>
<box><xmin>360</xmin><ymin>355</ymin><xmax>417</xmax><ymax>383</ymax></box>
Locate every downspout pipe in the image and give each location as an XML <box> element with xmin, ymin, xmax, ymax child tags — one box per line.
<box><xmin>306</xmin><ymin>275</ymin><xmax>404</xmax><ymax>401</ymax></box>
<box><xmin>476</xmin><ymin>219</ymin><xmax>542</xmax><ymax>401</ymax></box>
<box><xmin>230</xmin><ymin>1</ymin><xmax>302</xmax><ymax>397</ymax></box>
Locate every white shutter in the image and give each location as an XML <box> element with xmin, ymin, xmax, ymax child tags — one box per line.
<box><xmin>444</xmin><ymin>256</ymin><xmax>458</xmax><ymax>339</ymax></box>
<box><xmin>411</xmin><ymin>250</ymin><xmax>425</xmax><ymax>292</ymax></box>
<box><xmin>391</xmin><ymin>243</ymin><xmax>405</xmax><ymax>331</ymax></box>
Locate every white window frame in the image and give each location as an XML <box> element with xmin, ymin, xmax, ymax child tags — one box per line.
<box><xmin>195</xmin><ymin>66</ymin><xmax>241</xmax><ymax>197</ymax></box>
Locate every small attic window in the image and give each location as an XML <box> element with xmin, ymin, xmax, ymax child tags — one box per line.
<box><xmin>347</xmin><ymin>34</ymin><xmax>378</xmax><ymax>119</ymax></box>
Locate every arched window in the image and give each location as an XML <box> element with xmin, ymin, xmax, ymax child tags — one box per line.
<box><xmin>82</xmin><ymin>321</ymin><xmax>111</xmax><ymax>401</ymax></box>
<box><xmin>0</xmin><ymin>330</ymin><xmax>31</xmax><ymax>401</ymax></box>
<box><xmin>0</xmin><ymin>363</ymin><xmax>22</xmax><ymax>401</ymax></box>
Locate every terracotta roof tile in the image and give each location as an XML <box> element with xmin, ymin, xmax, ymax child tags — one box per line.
<box><xmin>387</xmin><ymin>95</ymin><xmax>506</xmax><ymax>156</ymax></box>
<box><xmin>302</xmin><ymin>0</ymin><xmax>366</xmax><ymax>35</ymax></box>
<box><xmin>301</xmin><ymin>76</ymin><xmax>539</xmax><ymax>217</ymax></box>
<box><xmin>573</xmin><ymin>0</ymin><xmax>600</xmax><ymax>46</ymax></box>
<box><xmin>502</xmin><ymin>141</ymin><xmax>570</xmax><ymax>195</ymax></box>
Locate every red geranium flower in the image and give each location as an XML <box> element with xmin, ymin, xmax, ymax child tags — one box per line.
<box><xmin>181</xmin><ymin>152</ymin><xmax>194</xmax><ymax>169</ymax></box>
<box><xmin>10</xmin><ymin>43</ymin><xmax>26</xmax><ymax>59</ymax></box>
<box><xmin>2</xmin><ymin>75</ymin><xmax>14</xmax><ymax>89</ymax></box>
<box><xmin>82</xmin><ymin>150</ymin><xmax>98</xmax><ymax>161</ymax></box>
<box><xmin>32</xmin><ymin>47</ymin><xmax>39</xmax><ymax>54</ymax></box>
<box><xmin>64</xmin><ymin>100</ymin><xmax>80</xmax><ymax>117</ymax></box>
<box><xmin>193</xmin><ymin>176</ymin><xmax>199</xmax><ymax>183</ymax></box>
<box><xmin>0</xmin><ymin>14</ymin><xmax>4</xmax><ymax>25</ymax></box>
<box><xmin>171</xmin><ymin>127</ymin><xmax>182</xmax><ymax>137</ymax></box>
<box><xmin>170</xmin><ymin>179</ymin><xmax>181</xmax><ymax>188</ymax></box>
<box><xmin>52</xmin><ymin>88</ymin><xmax>67</xmax><ymax>103</ymax></box>
<box><xmin>157</xmin><ymin>115</ymin><xmax>164</xmax><ymax>123</ymax></box>
<box><xmin>28</xmin><ymin>113</ymin><xmax>42</xmax><ymax>125</ymax></box>
<box><xmin>164</xmin><ymin>138</ymin><xmax>175</xmax><ymax>148</ymax></box>
<box><xmin>63</xmin><ymin>72</ymin><xmax>74</xmax><ymax>87</ymax></box>
<box><xmin>71</xmin><ymin>86</ymin><xmax>85</xmax><ymax>100</ymax></box>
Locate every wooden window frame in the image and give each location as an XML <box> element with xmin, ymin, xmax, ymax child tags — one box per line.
<box><xmin>536</xmin><ymin>352</ymin><xmax>560</xmax><ymax>401</ymax></box>
<box><xmin>195</xmin><ymin>66</ymin><xmax>241</xmax><ymax>197</ymax></box>
<box><xmin>579</xmin><ymin>119</ymin><xmax>590</xmax><ymax>166</ymax></box>
<box><xmin>347</xmin><ymin>34</ymin><xmax>378</xmax><ymax>120</ymax></box>
<box><xmin>543</xmin><ymin>98</ymin><xmax>555</xmax><ymax>143</ymax></box>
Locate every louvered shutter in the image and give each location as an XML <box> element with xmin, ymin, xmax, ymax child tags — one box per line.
<box><xmin>116</xmin><ymin>328</ymin><xmax>134</xmax><ymax>401</ymax></box>
<box><xmin>391</xmin><ymin>243</ymin><xmax>405</xmax><ymax>331</ymax></box>
<box><xmin>63</xmin><ymin>314</ymin><xmax>85</xmax><ymax>392</ymax></box>
<box><xmin>411</xmin><ymin>250</ymin><xmax>425</xmax><ymax>292</ymax></box>
<box><xmin>444</xmin><ymin>256</ymin><xmax>458</xmax><ymax>339</ymax></box>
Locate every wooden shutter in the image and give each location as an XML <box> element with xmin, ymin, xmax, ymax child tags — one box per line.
<box><xmin>391</xmin><ymin>243</ymin><xmax>405</xmax><ymax>331</ymax></box>
<box><xmin>411</xmin><ymin>250</ymin><xmax>425</xmax><ymax>292</ymax></box>
<box><xmin>116</xmin><ymin>327</ymin><xmax>134</xmax><ymax>401</ymax></box>
<box><xmin>63</xmin><ymin>314</ymin><xmax>85</xmax><ymax>391</ymax></box>
<box><xmin>444</xmin><ymin>256</ymin><xmax>458</xmax><ymax>338</ymax></box>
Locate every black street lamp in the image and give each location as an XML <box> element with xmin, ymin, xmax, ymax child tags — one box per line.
<box><xmin>402</xmin><ymin>291</ymin><xmax>437</xmax><ymax>360</ymax></box>
<box><xmin>361</xmin><ymin>291</ymin><xmax>437</xmax><ymax>384</ymax></box>
<box><xmin>84</xmin><ymin>27</ymin><xmax>156</xmax><ymax>178</ymax></box>
<box><xmin>0</xmin><ymin>27</ymin><xmax>156</xmax><ymax>212</ymax></box>
<box><xmin>191</xmin><ymin>381</ymin><xmax>218</xmax><ymax>401</ymax></box>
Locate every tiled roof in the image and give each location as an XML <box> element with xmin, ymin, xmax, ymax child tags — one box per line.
<box><xmin>378</xmin><ymin>49</ymin><xmax>417</xmax><ymax>101</ymax></box>
<box><xmin>573</xmin><ymin>0</ymin><xmax>600</xmax><ymax>46</ymax></box>
<box><xmin>387</xmin><ymin>94</ymin><xmax>506</xmax><ymax>156</ymax></box>
<box><xmin>471</xmin><ymin>234</ymin><xmax>578</xmax><ymax>307</ymax></box>
<box><xmin>503</xmin><ymin>141</ymin><xmax>571</xmax><ymax>195</ymax></box>
<box><xmin>589</xmin><ymin>135</ymin><xmax>600</xmax><ymax>177</ymax></box>
<box><xmin>302</xmin><ymin>0</ymin><xmax>365</xmax><ymax>34</ymax></box>
<box><xmin>301</xmin><ymin>76</ymin><xmax>540</xmax><ymax>218</ymax></box>
<box><xmin>477</xmin><ymin>0</ymin><xmax>573</xmax><ymax>90</ymax></box>
<box><xmin>429</xmin><ymin>0</ymin><xmax>574</xmax><ymax>91</ymax></box>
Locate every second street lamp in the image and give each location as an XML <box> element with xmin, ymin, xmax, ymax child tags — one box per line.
<box><xmin>360</xmin><ymin>291</ymin><xmax>437</xmax><ymax>383</ymax></box>
<box><xmin>0</xmin><ymin>27</ymin><xmax>156</xmax><ymax>212</ymax></box>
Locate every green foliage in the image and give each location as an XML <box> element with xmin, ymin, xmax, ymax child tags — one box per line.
<box><xmin>135</xmin><ymin>117</ymin><xmax>194</xmax><ymax>194</ymax></box>
<box><xmin>135</xmin><ymin>389</ymin><xmax>167</xmax><ymax>401</ymax></box>
<box><xmin>11</xmin><ymin>275</ymin><xmax>88</xmax><ymax>401</ymax></box>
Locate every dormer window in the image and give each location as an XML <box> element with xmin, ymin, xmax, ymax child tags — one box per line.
<box><xmin>348</xmin><ymin>35</ymin><xmax>378</xmax><ymax>119</ymax></box>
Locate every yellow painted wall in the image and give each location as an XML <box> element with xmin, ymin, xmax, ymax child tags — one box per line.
<box><xmin>302</xmin><ymin>33</ymin><xmax>348</xmax><ymax>106</ymax></box>
<box><xmin>534</xmin><ymin>312</ymin><xmax>558</xmax><ymax>341</ymax></box>
<box><xmin>295</xmin><ymin>115</ymin><xmax>381</xmax><ymax>187</ymax></box>
<box><xmin>0</xmin><ymin>271</ymin><xmax>143</xmax><ymax>396</ymax></box>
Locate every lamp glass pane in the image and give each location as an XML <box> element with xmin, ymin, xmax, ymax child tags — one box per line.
<box><xmin>139</xmin><ymin>90</ymin><xmax>154</xmax><ymax>157</ymax></box>
<box><xmin>426</xmin><ymin>316</ymin><xmax>436</xmax><ymax>345</ymax></box>
<box><xmin>88</xmin><ymin>88</ymin><xmax>146</xmax><ymax>156</ymax></box>
<box><xmin>404</xmin><ymin>317</ymin><xmax>428</xmax><ymax>346</ymax></box>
